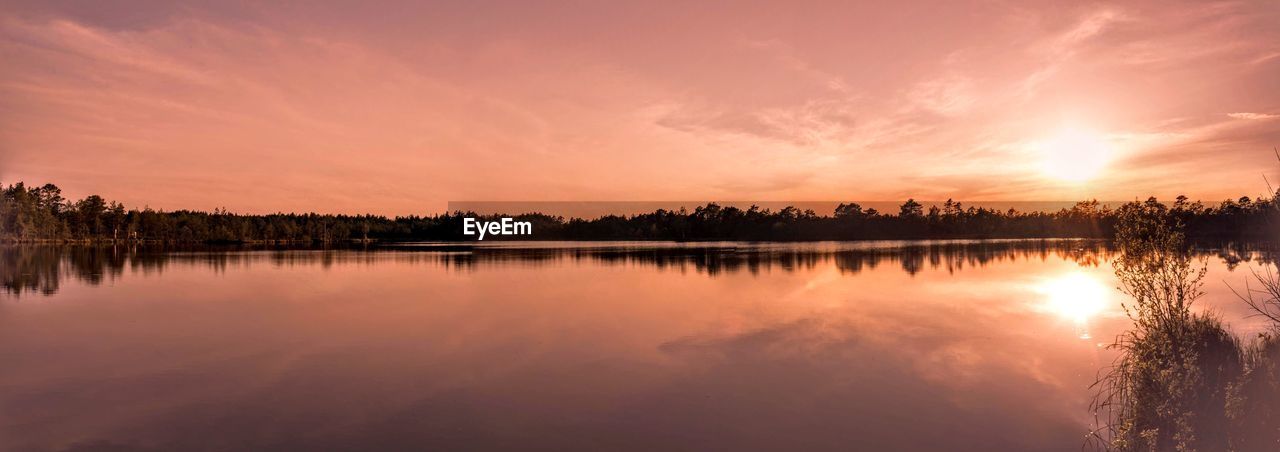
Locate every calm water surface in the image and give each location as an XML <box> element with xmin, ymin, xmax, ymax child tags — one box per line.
<box><xmin>1</xmin><ymin>240</ymin><xmax>1275</xmax><ymax>451</ymax></box>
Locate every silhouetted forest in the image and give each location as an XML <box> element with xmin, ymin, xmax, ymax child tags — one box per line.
<box><xmin>2</xmin><ymin>181</ymin><xmax>1277</xmax><ymax>243</ymax></box>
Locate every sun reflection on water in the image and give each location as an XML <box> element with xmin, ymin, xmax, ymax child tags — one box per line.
<box><xmin>1038</xmin><ymin>271</ymin><xmax>1111</xmax><ymax>339</ymax></box>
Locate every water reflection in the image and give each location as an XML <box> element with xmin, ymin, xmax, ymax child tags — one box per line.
<box><xmin>4</xmin><ymin>240</ymin><xmax>1273</xmax><ymax>298</ymax></box>
<box><xmin>1037</xmin><ymin>272</ymin><xmax>1113</xmax><ymax>339</ymax></box>
<box><xmin>1</xmin><ymin>240</ymin><xmax>1275</xmax><ymax>451</ymax></box>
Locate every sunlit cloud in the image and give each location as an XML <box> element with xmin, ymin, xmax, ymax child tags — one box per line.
<box><xmin>2</xmin><ymin>0</ymin><xmax>1278</xmax><ymax>214</ymax></box>
<box><xmin>907</xmin><ymin>74</ymin><xmax>977</xmax><ymax>116</ymax></box>
<box><xmin>1227</xmin><ymin>112</ymin><xmax>1279</xmax><ymax>120</ymax></box>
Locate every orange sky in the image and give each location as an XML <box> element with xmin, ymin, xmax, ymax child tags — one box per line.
<box><xmin>2</xmin><ymin>1</ymin><xmax>1278</xmax><ymax>215</ymax></box>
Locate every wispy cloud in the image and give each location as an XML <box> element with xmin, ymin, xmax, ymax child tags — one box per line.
<box><xmin>907</xmin><ymin>74</ymin><xmax>976</xmax><ymax>116</ymax></box>
<box><xmin>2</xmin><ymin>1</ymin><xmax>1278</xmax><ymax>211</ymax></box>
<box><xmin>1227</xmin><ymin>112</ymin><xmax>1279</xmax><ymax>120</ymax></box>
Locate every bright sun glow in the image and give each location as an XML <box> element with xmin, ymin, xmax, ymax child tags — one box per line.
<box><xmin>1036</xmin><ymin>127</ymin><xmax>1113</xmax><ymax>183</ymax></box>
<box><xmin>1039</xmin><ymin>271</ymin><xmax>1110</xmax><ymax>328</ymax></box>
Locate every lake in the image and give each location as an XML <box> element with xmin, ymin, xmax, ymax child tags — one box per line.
<box><xmin>1</xmin><ymin>240</ymin><xmax>1274</xmax><ymax>451</ymax></box>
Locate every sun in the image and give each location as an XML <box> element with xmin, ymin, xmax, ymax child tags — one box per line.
<box><xmin>1036</xmin><ymin>127</ymin><xmax>1113</xmax><ymax>183</ymax></box>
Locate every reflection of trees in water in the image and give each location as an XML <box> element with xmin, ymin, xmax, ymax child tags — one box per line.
<box><xmin>1</xmin><ymin>246</ymin><xmax>62</xmax><ymax>295</ymax></box>
<box><xmin>2</xmin><ymin>241</ymin><xmax>1275</xmax><ymax>297</ymax></box>
<box><xmin>431</xmin><ymin>240</ymin><xmax>1124</xmax><ymax>276</ymax></box>
<box><xmin>1</xmin><ymin>246</ymin><xmax>132</xmax><ymax>296</ymax></box>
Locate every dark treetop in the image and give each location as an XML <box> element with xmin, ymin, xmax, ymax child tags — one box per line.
<box><xmin>2</xmin><ymin>182</ymin><xmax>1277</xmax><ymax>243</ymax></box>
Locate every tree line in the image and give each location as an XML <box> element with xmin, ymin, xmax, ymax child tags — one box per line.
<box><xmin>2</xmin><ymin>181</ymin><xmax>1277</xmax><ymax>243</ymax></box>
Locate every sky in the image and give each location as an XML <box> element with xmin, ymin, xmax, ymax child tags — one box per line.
<box><xmin>2</xmin><ymin>0</ymin><xmax>1278</xmax><ymax>215</ymax></box>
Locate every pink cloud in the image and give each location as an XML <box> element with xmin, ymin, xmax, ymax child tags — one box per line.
<box><xmin>1228</xmin><ymin>112</ymin><xmax>1279</xmax><ymax>120</ymax></box>
<box><xmin>2</xmin><ymin>1</ymin><xmax>1278</xmax><ymax>214</ymax></box>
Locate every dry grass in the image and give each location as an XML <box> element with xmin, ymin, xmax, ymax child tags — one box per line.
<box><xmin>1089</xmin><ymin>198</ymin><xmax>1280</xmax><ymax>451</ymax></box>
